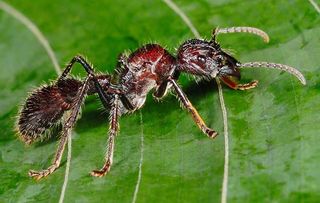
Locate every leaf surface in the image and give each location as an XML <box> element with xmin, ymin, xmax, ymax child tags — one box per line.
<box><xmin>0</xmin><ymin>0</ymin><xmax>319</xmax><ymax>202</ymax></box>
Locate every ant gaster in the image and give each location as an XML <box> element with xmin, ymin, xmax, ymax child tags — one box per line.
<box><xmin>17</xmin><ymin>27</ymin><xmax>306</xmax><ymax>180</ymax></box>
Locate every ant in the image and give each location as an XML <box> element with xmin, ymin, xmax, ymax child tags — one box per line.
<box><xmin>16</xmin><ymin>26</ymin><xmax>306</xmax><ymax>180</ymax></box>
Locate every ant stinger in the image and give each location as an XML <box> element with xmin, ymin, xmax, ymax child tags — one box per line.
<box><xmin>16</xmin><ymin>26</ymin><xmax>306</xmax><ymax>180</ymax></box>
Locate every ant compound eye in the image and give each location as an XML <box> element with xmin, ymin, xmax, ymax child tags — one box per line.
<box><xmin>197</xmin><ymin>55</ymin><xmax>206</xmax><ymax>64</ymax></box>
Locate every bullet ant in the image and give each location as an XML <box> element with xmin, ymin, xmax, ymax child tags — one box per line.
<box><xmin>16</xmin><ymin>26</ymin><xmax>306</xmax><ymax>180</ymax></box>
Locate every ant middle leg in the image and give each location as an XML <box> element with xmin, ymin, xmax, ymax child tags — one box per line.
<box><xmin>91</xmin><ymin>95</ymin><xmax>120</xmax><ymax>177</ymax></box>
<box><xmin>168</xmin><ymin>78</ymin><xmax>218</xmax><ymax>138</ymax></box>
<box><xmin>29</xmin><ymin>76</ymin><xmax>91</xmax><ymax>180</ymax></box>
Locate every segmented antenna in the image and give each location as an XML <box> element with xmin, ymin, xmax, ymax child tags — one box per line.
<box><xmin>240</xmin><ymin>62</ymin><xmax>306</xmax><ymax>85</ymax></box>
<box><xmin>215</xmin><ymin>27</ymin><xmax>270</xmax><ymax>43</ymax></box>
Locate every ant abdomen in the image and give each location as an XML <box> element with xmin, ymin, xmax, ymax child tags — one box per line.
<box><xmin>17</xmin><ymin>78</ymin><xmax>82</xmax><ymax>144</ymax></box>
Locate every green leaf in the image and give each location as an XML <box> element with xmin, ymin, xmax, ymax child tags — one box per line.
<box><xmin>0</xmin><ymin>0</ymin><xmax>319</xmax><ymax>202</ymax></box>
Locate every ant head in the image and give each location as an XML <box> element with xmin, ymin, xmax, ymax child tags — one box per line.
<box><xmin>177</xmin><ymin>38</ymin><xmax>241</xmax><ymax>80</ymax></box>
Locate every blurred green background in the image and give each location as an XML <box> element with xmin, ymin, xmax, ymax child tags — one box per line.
<box><xmin>0</xmin><ymin>0</ymin><xmax>319</xmax><ymax>202</ymax></box>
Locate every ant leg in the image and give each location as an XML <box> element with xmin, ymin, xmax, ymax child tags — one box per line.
<box><xmin>60</xmin><ymin>55</ymin><xmax>134</xmax><ymax>110</ymax></box>
<box><xmin>59</xmin><ymin>55</ymin><xmax>97</xmax><ymax>79</ymax></box>
<box><xmin>153</xmin><ymin>81</ymin><xmax>170</xmax><ymax>99</ymax></box>
<box><xmin>91</xmin><ymin>95</ymin><xmax>120</xmax><ymax>177</ymax></box>
<box><xmin>62</xmin><ymin>56</ymin><xmax>111</xmax><ymax>108</ymax></box>
<box><xmin>220</xmin><ymin>76</ymin><xmax>258</xmax><ymax>90</ymax></box>
<box><xmin>168</xmin><ymin>78</ymin><xmax>218</xmax><ymax>138</ymax></box>
<box><xmin>28</xmin><ymin>76</ymin><xmax>90</xmax><ymax>180</ymax></box>
<box><xmin>154</xmin><ymin>70</ymin><xmax>180</xmax><ymax>99</ymax></box>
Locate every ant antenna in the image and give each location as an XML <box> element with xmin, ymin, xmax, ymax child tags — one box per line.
<box><xmin>240</xmin><ymin>62</ymin><xmax>306</xmax><ymax>85</ymax></box>
<box><xmin>213</xmin><ymin>26</ymin><xmax>270</xmax><ymax>43</ymax></box>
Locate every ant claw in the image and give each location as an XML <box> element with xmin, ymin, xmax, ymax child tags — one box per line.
<box><xmin>237</xmin><ymin>80</ymin><xmax>259</xmax><ymax>90</ymax></box>
<box><xmin>90</xmin><ymin>169</ymin><xmax>108</xmax><ymax>177</ymax></box>
<box><xmin>90</xmin><ymin>170</ymin><xmax>106</xmax><ymax>177</ymax></box>
<box><xmin>29</xmin><ymin>170</ymin><xmax>46</xmax><ymax>180</ymax></box>
<box><xmin>205</xmin><ymin>128</ymin><xmax>218</xmax><ymax>139</ymax></box>
<box><xmin>28</xmin><ymin>165</ymin><xmax>58</xmax><ymax>180</ymax></box>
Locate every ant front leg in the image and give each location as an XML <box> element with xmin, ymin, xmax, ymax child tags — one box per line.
<box><xmin>153</xmin><ymin>81</ymin><xmax>170</xmax><ymax>99</ymax></box>
<box><xmin>91</xmin><ymin>95</ymin><xmax>120</xmax><ymax>177</ymax></box>
<box><xmin>220</xmin><ymin>76</ymin><xmax>258</xmax><ymax>90</ymax></box>
<box><xmin>29</xmin><ymin>76</ymin><xmax>91</xmax><ymax>180</ymax></box>
<box><xmin>168</xmin><ymin>78</ymin><xmax>218</xmax><ymax>138</ymax></box>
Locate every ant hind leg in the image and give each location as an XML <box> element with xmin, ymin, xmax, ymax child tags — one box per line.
<box><xmin>61</xmin><ymin>55</ymin><xmax>134</xmax><ymax>110</ymax></box>
<box><xmin>28</xmin><ymin>77</ymin><xmax>90</xmax><ymax>180</ymax></box>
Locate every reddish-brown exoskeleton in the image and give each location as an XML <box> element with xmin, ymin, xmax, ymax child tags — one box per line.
<box><xmin>17</xmin><ymin>27</ymin><xmax>306</xmax><ymax>180</ymax></box>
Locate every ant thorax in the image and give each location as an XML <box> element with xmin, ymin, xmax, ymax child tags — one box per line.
<box><xmin>117</xmin><ymin>44</ymin><xmax>175</xmax><ymax>113</ymax></box>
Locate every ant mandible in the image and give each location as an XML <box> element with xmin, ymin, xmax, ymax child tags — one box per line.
<box><xmin>16</xmin><ymin>26</ymin><xmax>306</xmax><ymax>180</ymax></box>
